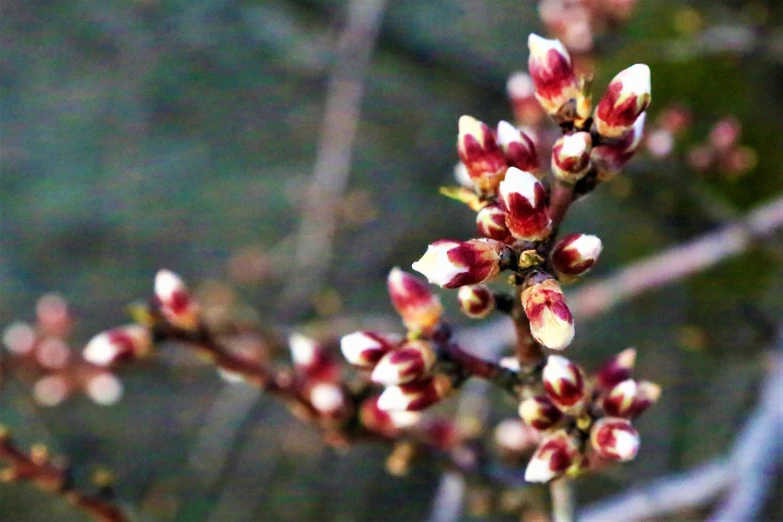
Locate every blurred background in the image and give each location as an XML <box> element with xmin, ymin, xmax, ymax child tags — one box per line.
<box><xmin>1</xmin><ymin>0</ymin><xmax>782</xmax><ymax>520</ymax></box>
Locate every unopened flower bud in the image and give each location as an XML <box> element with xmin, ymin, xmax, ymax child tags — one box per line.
<box><xmin>371</xmin><ymin>340</ymin><xmax>436</xmax><ymax>385</ymax></box>
<box><xmin>507</xmin><ymin>72</ymin><xmax>546</xmax><ymax>125</ymax></box>
<box><xmin>527</xmin><ymin>34</ymin><xmax>580</xmax><ymax>119</ymax></box>
<box><xmin>457</xmin><ymin>115</ymin><xmax>508</xmax><ymax>194</ymax></box>
<box><xmin>340</xmin><ymin>331</ymin><xmax>399</xmax><ymax>369</ymax></box>
<box><xmin>289</xmin><ymin>333</ymin><xmax>339</xmax><ymax>382</ymax></box>
<box><xmin>497</xmin><ymin>120</ymin><xmax>539</xmax><ymax>173</ymax></box>
<box><xmin>551</xmin><ymin>234</ymin><xmax>602</xmax><ymax>282</ymax></box>
<box><xmin>602</xmin><ymin>379</ymin><xmax>638</xmax><ymax>417</ymax></box>
<box><xmin>630</xmin><ymin>380</ymin><xmax>661</xmax><ymax>418</ymax></box>
<box><xmin>592</xmin><ymin>112</ymin><xmax>646</xmax><ymax>181</ymax></box>
<box><xmin>308</xmin><ymin>382</ymin><xmax>348</xmax><ymax>417</ymax></box>
<box><xmin>595</xmin><ymin>347</ymin><xmax>637</xmax><ymax>391</ymax></box>
<box><xmin>83</xmin><ymin>325</ymin><xmax>152</xmax><ymax>367</ymax></box>
<box><xmin>524</xmin><ymin>429</ymin><xmax>580</xmax><ymax>483</ymax></box>
<box><xmin>521</xmin><ymin>278</ymin><xmax>574</xmax><ymax>350</ymax></box>
<box><xmin>551</xmin><ymin>132</ymin><xmax>592</xmax><ymax>184</ymax></box>
<box><xmin>377</xmin><ymin>374</ymin><xmax>452</xmax><ymax>412</ymax></box>
<box><xmin>412</xmin><ymin>239</ymin><xmax>504</xmax><ymax>289</ymax></box>
<box><xmin>498</xmin><ymin>167</ymin><xmax>551</xmax><ymax>241</ymax></box>
<box><xmin>542</xmin><ymin>355</ymin><xmax>585</xmax><ymax>414</ymax></box>
<box><xmin>518</xmin><ymin>395</ymin><xmax>564</xmax><ymax>431</ymax></box>
<box><xmin>154</xmin><ymin>269</ymin><xmax>200</xmax><ymax>331</ymax></box>
<box><xmin>476</xmin><ymin>205</ymin><xmax>512</xmax><ymax>243</ymax></box>
<box><xmin>457</xmin><ymin>285</ymin><xmax>495</xmax><ymax>319</ymax></box>
<box><xmin>359</xmin><ymin>396</ymin><xmax>400</xmax><ymax>438</ymax></box>
<box><xmin>387</xmin><ymin>268</ymin><xmax>443</xmax><ymax>332</ymax></box>
<box><xmin>495</xmin><ymin>418</ymin><xmax>540</xmax><ymax>454</ymax></box>
<box><xmin>590</xmin><ymin>417</ymin><xmax>640</xmax><ymax>462</ymax></box>
<box><xmin>594</xmin><ymin>64</ymin><xmax>651</xmax><ymax>139</ymax></box>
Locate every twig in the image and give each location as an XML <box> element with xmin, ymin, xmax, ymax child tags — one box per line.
<box><xmin>279</xmin><ymin>0</ymin><xmax>387</xmax><ymax>317</ymax></box>
<box><xmin>550</xmin><ymin>478</ymin><xmax>575</xmax><ymax>522</ymax></box>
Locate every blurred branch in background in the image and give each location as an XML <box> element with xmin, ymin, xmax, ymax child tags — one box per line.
<box><xmin>279</xmin><ymin>0</ymin><xmax>388</xmax><ymax>318</ymax></box>
<box><xmin>579</xmin><ymin>326</ymin><xmax>783</xmax><ymax>522</ymax></box>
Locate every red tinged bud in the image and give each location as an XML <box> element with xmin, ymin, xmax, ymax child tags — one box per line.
<box><xmin>359</xmin><ymin>396</ymin><xmax>401</xmax><ymax>438</ymax></box>
<box><xmin>412</xmin><ymin>239</ymin><xmax>504</xmax><ymax>289</ymax></box>
<box><xmin>498</xmin><ymin>167</ymin><xmax>552</xmax><ymax>241</ymax></box>
<box><xmin>595</xmin><ymin>347</ymin><xmax>637</xmax><ymax>391</ymax></box>
<box><xmin>457</xmin><ymin>115</ymin><xmax>508</xmax><ymax>194</ymax></box>
<box><xmin>551</xmin><ymin>233</ymin><xmax>602</xmax><ymax>282</ymax></box>
<box><xmin>602</xmin><ymin>379</ymin><xmax>638</xmax><ymax>417</ymax></box>
<box><xmin>476</xmin><ymin>204</ymin><xmax>512</xmax><ymax>243</ymax></box>
<box><xmin>630</xmin><ymin>380</ymin><xmax>661</xmax><ymax>418</ymax></box>
<box><xmin>591</xmin><ymin>112</ymin><xmax>646</xmax><ymax>181</ymax></box>
<box><xmin>594</xmin><ymin>64</ymin><xmax>651</xmax><ymax>139</ymax></box>
<box><xmin>457</xmin><ymin>284</ymin><xmax>495</xmax><ymax>319</ymax></box>
<box><xmin>551</xmin><ymin>132</ymin><xmax>592</xmax><ymax>184</ymax></box>
<box><xmin>542</xmin><ymin>355</ymin><xmax>585</xmax><ymax>415</ymax></box>
<box><xmin>376</xmin><ymin>374</ymin><xmax>452</xmax><ymax>412</ymax></box>
<box><xmin>527</xmin><ymin>34</ymin><xmax>580</xmax><ymax>119</ymax></box>
<box><xmin>288</xmin><ymin>333</ymin><xmax>340</xmax><ymax>383</ymax></box>
<box><xmin>371</xmin><ymin>340</ymin><xmax>436</xmax><ymax>385</ymax></box>
<box><xmin>518</xmin><ymin>395</ymin><xmax>564</xmax><ymax>431</ymax></box>
<box><xmin>590</xmin><ymin>417</ymin><xmax>640</xmax><ymax>462</ymax></box>
<box><xmin>340</xmin><ymin>330</ymin><xmax>399</xmax><ymax>369</ymax></box>
<box><xmin>155</xmin><ymin>270</ymin><xmax>200</xmax><ymax>331</ymax></box>
<box><xmin>497</xmin><ymin>120</ymin><xmax>539</xmax><ymax>173</ymax></box>
<box><xmin>83</xmin><ymin>325</ymin><xmax>152</xmax><ymax>367</ymax></box>
<box><xmin>524</xmin><ymin>429</ymin><xmax>580</xmax><ymax>483</ymax></box>
<box><xmin>521</xmin><ymin>278</ymin><xmax>574</xmax><ymax>350</ymax></box>
<box><xmin>387</xmin><ymin>268</ymin><xmax>443</xmax><ymax>332</ymax></box>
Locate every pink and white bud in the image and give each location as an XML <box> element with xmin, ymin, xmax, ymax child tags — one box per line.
<box><xmin>527</xmin><ymin>34</ymin><xmax>580</xmax><ymax>118</ymax></box>
<box><xmin>602</xmin><ymin>379</ymin><xmax>638</xmax><ymax>417</ymax></box>
<box><xmin>590</xmin><ymin>417</ymin><xmax>640</xmax><ymax>462</ymax></box>
<box><xmin>289</xmin><ymin>333</ymin><xmax>339</xmax><ymax>382</ymax></box>
<box><xmin>359</xmin><ymin>396</ymin><xmax>401</xmax><ymax>438</ymax></box>
<box><xmin>457</xmin><ymin>115</ymin><xmax>508</xmax><ymax>194</ymax></box>
<box><xmin>457</xmin><ymin>284</ymin><xmax>495</xmax><ymax>319</ymax></box>
<box><xmin>36</xmin><ymin>293</ymin><xmax>73</xmax><ymax>338</ymax></box>
<box><xmin>476</xmin><ymin>204</ymin><xmax>512</xmax><ymax>243</ymax></box>
<box><xmin>507</xmin><ymin>72</ymin><xmax>546</xmax><ymax>125</ymax></box>
<box><xmin>83</xmin><ymin>325</ymin><xmax>152</xmax><ymax>367</ymax></box>
<box><xmin>308</xmin><ymin>382</ymin><xmax>348</xmax><ymax>417</ymax></box>
<box><xmin>33</xmin><ymin>374</ymin><xmax>71</xmax><ymax>407</ymax></box>
<box><xmin>387</xmin><ymin>268</ymin><xmax>443</xmax><ymax>332</ymax></box>
<box><xmin>35</xmin><ymin>337</ymin><xmax>71</xmax><ymax>370</ymax></box>
<box><xmin>377</xmin><ymin>374</ymin><xmax>452</xmax><ymax>412</ymax></box>
<box><xmin>497</xmin><ymin>120</ymin><xmax>539</xmax><ymax>173</ymax></box>
<box><xmin>340</xmin><ymin>330</ymin><xmax>399</xmax><ymax>369</ymax></box>
<box><xmin>551</xmin><ymin>132</ymin><xmax>592</xmax><ymax>184</ymax></box>
<box><xmin>495</xmin><ymin>418</ymin><xmax>541</xmax><ymax>454</ymax></box>
<box><xmin>518</xmin><ymin>395</ymin><xmax>564</xmax><ymax>431</ymax></box>
<box><xmin>412</xmin><ymin>239</ymin><xmax>503</xmax><ymax>289</ymax></box>
<box><xmin>2</xmin><ymin>321</ymin><xmax>36</xmax><ymax>355</ymax></box>
<box><xmin>542</xmin><ymin>355</ymin><xmax>585</xmax><ymax>415</ymax></box>
<box><xmin>594</xmin><ymin>64</ymin><xmax>651</xmax><ymax>138</ymax></box>
<box><xmin>630</xmin><ymin>380</ymin><xmax>662</xmax><ymax>418</ymax></box>
<box><xmin>595</xmin><ymin>347</ymin><xmax>637</xmax><ymax>391</ymax></box>
<box><xmin>521</xmin><ymin>278</ymin><xmax>574</xmax><ymax>350</ymax></box>
<box><xmin>84</xmin><ymin>372</ymin><xmax>124</xmax><ymax>406</ymax></box>
<box><xmin>498</xmin><ymin>167</ymin><xmax>551</xmax><ymax>241</ymax></box>
<box><xmin>592</xmin><ymin>112</ymin><xmax>646</xmax><ymax>181</ymax></box>
<box><xmin>551</xmin><ymin>233</ymin><xmax>602</xmax><ymax>282</ymax></box>
<box><xmin>524</xmin><ymin>429</ymin><xmax>580</xmax><ymax>483</ymax></box>
<box><xmin>154</xmin><ymin>270</ymin><xmax>200</xmax><ymax>331</ymax></box>
<box><xmin>709</xmin><ymin>117</ymin><xmax>741</xmax><ymax>152</ymax></box>
<box><xmin>371</xmin><ymin>340</ymin><xmax>436</xmax><ymax>385</ymax></box>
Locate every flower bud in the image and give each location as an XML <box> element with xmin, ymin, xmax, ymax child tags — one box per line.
<box><xmin>412</xmin><ymin>239</ymin><xmax>504</xmax><ymax>289</ymax></box>
<box><xmin>457</xmin><ymin>115</ymin><xmax>508</xmax><ymax>194</ymax></box>
<box><xmin>551</xmin><ymin>132</ymin><xmax>592</xmax><ymax>184</ymax></box>
<box><xmin>594</xmin><ymin>64</ymin><xmax>651</xmax><ymax>139</ymax></box>
<box><xmin>507</xmin><ymin>72</ymin><xmax>546</xmax><ymax>125</ymax></box>
<box><xmin>377</xmin><ymin>374</ymin><xmax>452</xmax><ymax>412</ymax></box>
<box><xmin>340</xmin><ymin>330</ymin><xmax>399</xmax><ymax>369</ymax></box>
<box><xmin>154</xmin><ymin>269</ymin><xmax>200</xmax><ymax>331</ymax></box>
<box><xmin>359</xmin><ymin>396</ymin><xmax>400</xmax><ymax>438</ymax></box>
<box><xmin>521</xmin><ymin>278</ymin><xmax>574</xmax><ymax>350</ymax></box>
<box><xmin>457</xmin><ymin>284</ymin><xmax>495</xmax><ymax>319</ymax></box>
<box><xmin>595</xmin><ymin>347</ymin><xmax>636</xmax><ymax>391</ymax></box>
<box><xmin>527</xmin><ymin>34</ymin><xmax>580</xmax><ymax>119</ymax></box>
<box><xmin>308</xmin><ymin>382</ymin><xmax>348</xmax><ymax>418</ymax></box>
<box><xmin>524</xmin><ymin>429</ymin><xmax>580</xmax><ymax>483</ymax></box>
<box><xmin>542</xmin><ymin>355</ymin><xmax>585</xmax><ymax>414</ymax></box>
<box><xmin>387</xmin><ymin>268</ymin><xmax>443</xmax><ymax>332</ymax></box>
<box><xmin>289</xmin><ymin>333</ymin><xmax>339</xmax><ymax>382</ymax></box>
<box><xmin>592</xmin><ymin>112</ymin><xmax>646</xmax><ymax>181</ymax></box>
<box><xmin>590</xmin><ymin>417</ymin><xmax>640</xmax><ymax>462</ymax></box>
<box><xmin>630</xmin><ymin>380</ymin><xmax>661</xmax><ymax>418</ymax></box>
<box><xmin>602</xmin><ymin>379</ymin><xmax>637</xmax><ymax>417</ymax></box>
<box><xmin>497</xmin><ymin>120</ymin><xmax>539</xmax><ymax>173</ymax></box>
<box><xmin>498</xmin><ymin>167</ymin><xmax>551</xmax><ymax>241</ymax></box>
<box><xmin>476</xmin><ymin>204</ymin><xmax>512</xmax><ymax>243</ymax></box>
<box><xmin>495</xmin><ymin>418</ymin><xmax>540</xmax><ymax>455</ymax></box>
<box><xmin>83</xmin><ymin>325</ymin><xmax>152</xmax><ymax>367</ymax></box>
<box><xmin>518</xmin><ymin>395</ymin><xmax>564</xmax><ymax>431</ymax></box>
<box><xmin>371</xmin><ymin>340</ymin><xmax>436</xmax><ymax>385</ymax></box>
<box><xmin>551</xmin><ymin>233</ymin><xmax>602</xmax><ymax>282</ymax></box>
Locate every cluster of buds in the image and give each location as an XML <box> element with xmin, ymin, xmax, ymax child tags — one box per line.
<box><xmin>288</xmin><ymin>333</ymin><xmax>351</xmax><ymax>422</ymax></box>
<box><xmin>538</xmin><ymin>0</ymin><xmax>639</xmax><ymax>55</ymax></box>
<box><xmin>687</xmin><ymin>116</ymin><xmax>757</xmax><ymax>179</ymax></box>
<box><xmin>1</xmin><ymin>294</ymin><xmax>125</xmax><ymax>407</ymax></box>
<box><xmin>520</xmin><ymin>349</ymin><xmax>660</xmax><ymax>482</ymax></box>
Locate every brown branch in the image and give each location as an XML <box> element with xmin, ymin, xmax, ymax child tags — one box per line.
<box><xmin>0</xmin><ymin>428</ymin><xmax>126</xmax><ymax>522</ymax></box>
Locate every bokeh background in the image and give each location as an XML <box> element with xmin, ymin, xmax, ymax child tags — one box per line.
<box><xmin>1</xmin><ymin>0</ymin><xmax>782</xmax><ymax>520</ymax></box>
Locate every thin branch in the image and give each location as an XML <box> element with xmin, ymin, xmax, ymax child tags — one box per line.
<box><xmin>550</xmin><ymin>477</ymin><xmax>575</xmax><ymax>522</ymax></box>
